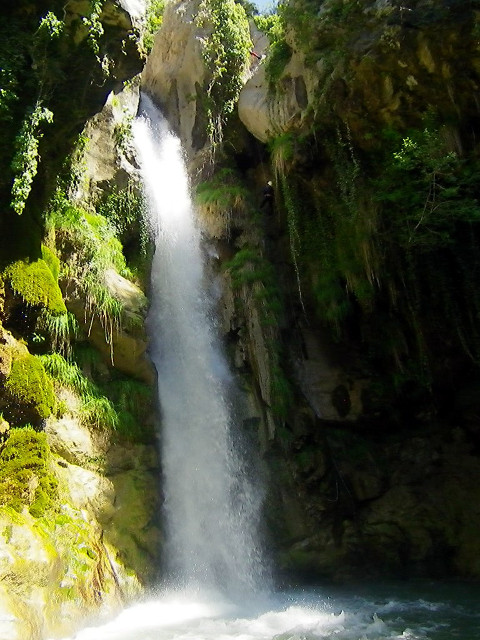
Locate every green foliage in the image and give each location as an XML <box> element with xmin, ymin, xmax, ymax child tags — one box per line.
<box><xmin>268</xmin><ymin>135</ymin><xmax>307</xmax><ymax>311</ymax></box>
<box><xmin>96</xmin><ymin>186</ymin><xmax>150</xmax><ymax>276</ymax></box>
<box><xmin>236</xmin><ymin>0</ymin><xmax>258</xmax><ymax>16</ymax></box>
<box><xmin>252</xmin><ymin>10</ymin><xmax>289</xmax><ymax>87</ymax></box>
<box><xmin>64</xmin><ymin>133</ymin><xmax>90</xmax><ymax>199</ymax></box>
<box><xmin>253</xmin><ymin>13</ymin><xmax>281</xmax><ymax>35</ymax></box>
<box><xmin>196</xmin><ymin>168</ymin><xmax>249</xmax><ymax>209</ymax></box>
<box><xmin>96</xmin><ymin>186</ymin><xmax>146</xmax><ymax>236</ymax></box>
<box><xmin>254</xmin><ymin>13</ymin><xmax>292</xmax><ymax>91</ymax></box>
<box><xmin>101</xmin><ymin>377</ymin><xmax>152</xmax><ymax>440</ymax></box>
<box><xmin>46</xmin><ymin>189</ymin><xmax>131</xmax><ymax>339</ymax></box>
<box><xmin>374</xmin><ymin>127</ymin><xmax>480</xmax><ymax>250</ymax></box>
<box><xmin>80</xmin><ymin>394</ymin><xmax>119</xmax><ymax>431</ymax></box>
<box><xmin>269</xmin><ymin>133</ymin><xmax>295</xmax><ymax>176</ymax></box>
<box><xmin>143</xmin><ymin>0</ymin><xmax>165</xmax><ymax>53</ymax></box>
<box><xmin>5</xmin><ymin>354</ymin><xmax>56</xmax><ymax>421</ymax></box>
<box><xmin>10</xmin><ymin>102</ymin><xmax>53</xmax><ymax>215</ymax></box>
<box><xmin>40</xmin><ymin>354</ymin><xmax>152</xmax><ymax>438</ymax></box>
<box><xmin>195</xmin><ymin>168</ymin><xmax>249</xmax><ymax>235</ymax></box>
<box><xmin>113</xmin><ymin>109</ymin><xmax>134</xmax><ymax>156</ymax></box>
<box><xmin>37</xmin><ymin>12</ymin><xmax>65</xmax><ymax>39</ymax></box>
<box><xmin>266</xmin><ymin>39</ymin><xmax>292</xmax><ymax>88</ymax></box>
<box><xmin>4</xmin><ymin>259</ymin><xmax>67</xmax><ymax>316</ymax></box>
<box><xmin>41</xmin><ymin>353</ymin><xmax>95</xmax><ymax>397</ymax></box>
<box><xmin>82</xmin><ymin>0</ymin><xmax>106</xmax><ymax>57</ymax></box>
<box><xmin>71</xmin><ymin>343</ymin><xmax>102</xmax><ymax>374</ymax></box>
<box><xmin>196</xmin><ymin>0</ymin><xmax>251</xmax><ymax>144</ymax></box>
<box><xmin>36</xmin><ymin>311</ymin><xmax>79</xmax><ymax>356</ymax></box>
<box><xmin>270</xmin><ymin>115</ymin><xmax>480</xmax><ymax>416</ymax></box>
<box><xmin>225</xmin><ymin>248</ymin><xmax>273</xmax><ymax>288</ymax></box>
<box><xmin>40</xmin><ymin>353</ymin><xmax>118</xmax><ymax>431</ymax></box>
<box><xmin>0</xmin><ymin>426</ymin><xmax>58</xmax><ymax>517</ymax></box>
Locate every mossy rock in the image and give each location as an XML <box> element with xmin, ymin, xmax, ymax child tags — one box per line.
<box><xmin>3</xmin><ymin>259</ymin><xmax>66</xmax><ymax>316</ymax></box>
<box><xmin>0</xmin><ymin>342</ymin><xmax>12</xmax><ymax>380</ymax></box>
<box><xmin>4</xmin><ymin>353</ymin><xmax>56</xmax><ymax>423</ymax></box>
<box><xmin>0</xmin><ymin>426</ymin><xmax>58</xmax><ymax>517</ymax></box>
<box><xmin>41</xmin><ymin>245</ymin><xmax>60</xmax><ymax>283</ymax></box>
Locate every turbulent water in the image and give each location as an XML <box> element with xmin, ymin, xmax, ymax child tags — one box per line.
<box><xmin>59</xmin><ymin>581</ymin><xmax>480</xmax><ymax>639</ymax></box>
<box><xmin>56</xmin><ymin>97</ymin><xmax>480</xmax><ymax>640</ymax></box>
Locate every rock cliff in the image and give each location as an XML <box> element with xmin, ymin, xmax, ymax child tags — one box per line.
<box><xmin>144</xmin><ymin>0</ymin><xmax>480</xmax><ymax>582</ymax></box>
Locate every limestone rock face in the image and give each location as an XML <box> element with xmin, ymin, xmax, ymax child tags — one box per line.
<box><xmin>141</xmin><ymin>0</ymin><xmax>208</xmax><ymax>162</ymax></box>
<box><xmin>81</xmin><ymin>82</ymin><xmax>141</xmax><ymax>200</ymax></box>
<box><xmin>238</xmin><ymin>42</ymin><xmax>310</xmax><ymax>143</ymax></box>
<box><xmin>293</xmin><ymin>328</ymin><xmax>365</xmax><ymax>422</ymax></box>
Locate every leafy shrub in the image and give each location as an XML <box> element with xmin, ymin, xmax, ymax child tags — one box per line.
<box><xmin>0</xmin><ymin>426</ymin><xmax>58</xmax><ymax>517</ymax></box>
<box><xmin>374</xmin><ymin>127</ymin><xmax>480</xmax><ymax>250</ymax></box>
<box><xmin>3</xmin><ymin>258</ymin><xmax>67</xmax><ymax>316</ymax></box>
<box><xmin>143</xmin><ymin>0</ymin><xmax>165</xmax><ymax>54</ymax></box>
<box><xmin>266</xmin><ymin>39</ymin><xmax>292</xmax><ymax>88</ymax></box>
<box><xmin>96</xmin><ymin>186</ymin><xmax>150</xmax><ymax>279</ymax></box>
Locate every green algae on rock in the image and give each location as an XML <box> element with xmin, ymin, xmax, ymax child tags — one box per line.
<box><xmin>4</xmin><ymin>259</ymin><xmax>67</xmax><ymax>316</ymax></box>
<box><xmin>5</xmin><ymin>353</ymin><xmax>56</xmax><ymax>423</ymax></box>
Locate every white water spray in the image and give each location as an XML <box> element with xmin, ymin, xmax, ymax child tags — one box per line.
<box><xmin>133</xmin><ymin>94</ymin><xmax>265</xmax><ymax>596</ymax></box>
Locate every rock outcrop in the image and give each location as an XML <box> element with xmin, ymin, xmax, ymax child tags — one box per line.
<box><xmin>142</xmin><ymin>0</ymin><xmax>208</xmax><ymax>164</ymax></box>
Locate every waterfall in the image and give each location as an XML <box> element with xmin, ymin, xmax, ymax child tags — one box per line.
<box><xmin>133</xmin><ymin>94</ymin><xmax>266</xmax><ymax>596</ymax></box>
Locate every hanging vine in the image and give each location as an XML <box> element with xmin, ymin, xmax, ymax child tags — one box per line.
<box><xmin>195</xmin><ymin>0</ymin><xmax>250</xmax><ymax>148</ymax></box>
<box><xmin>10</xmin><ymin>102</ymin><xmax>53</xmax><ymax>215</ymax></box>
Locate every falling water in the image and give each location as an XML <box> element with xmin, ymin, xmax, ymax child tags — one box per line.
<box><xmin>133</xmin><ymin>93</ymin><xmax>265</xmax><ymax>596</ymax></box>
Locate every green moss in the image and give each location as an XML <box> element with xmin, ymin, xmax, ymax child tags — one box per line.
<box><xmin>0</xmin><ymin>426</ymin><xmax>58</xmax><ymax>517</ymax></box>
<box><xmin>5</xmin><ymin>353</ymin><xmax>56</xmax><ymax>420</ymax></box>
<box><xmin>41</xmin><ymin>244</ymin><xmax>60</xmax><ymax>282</ymax></box>
<box><xmin>4</xmin><ymin>258</ymin><xmax>66</xmax><ymax>315</ymax></box>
